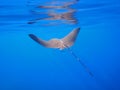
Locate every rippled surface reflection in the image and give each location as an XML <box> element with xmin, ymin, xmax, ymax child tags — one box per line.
<box><xmin>27</xmin><ymin>0</ymin><xmax>79</xmax><ymax>26</ymax></box>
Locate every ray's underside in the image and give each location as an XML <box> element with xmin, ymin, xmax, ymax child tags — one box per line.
<box><xmin>29</xmin><ymin>27</ymin><xmax>94</xmax><ymax>77</ymax></box>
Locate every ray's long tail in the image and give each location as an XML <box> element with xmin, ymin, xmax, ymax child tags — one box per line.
<box><xmin>67</xmin><ymin>47</ymin><xmax>94</xmax><ymax>77</ymax></box>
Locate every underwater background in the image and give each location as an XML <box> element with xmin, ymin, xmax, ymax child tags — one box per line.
<box><xmin>0</xmin><ymin>0</ymin><xmax>120</xmax><ymax>90</ymax></box>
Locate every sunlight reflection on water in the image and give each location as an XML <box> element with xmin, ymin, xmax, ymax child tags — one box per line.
<box><xmin>27</xmin><ymin>0</ymin><xmax>79</xmax><ymax>26</ymax></box>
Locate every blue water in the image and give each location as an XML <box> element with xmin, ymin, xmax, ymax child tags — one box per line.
<box><xmin>0</xmin><ymin>0</ymin><xmax>120</xmax><ymax>90</ymax></box>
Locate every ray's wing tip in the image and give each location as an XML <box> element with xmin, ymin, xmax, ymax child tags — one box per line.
<box><xmin>73</xmin><ymin>27</ymin><xmax>80</xmax><ymax>32</ymax></box>
<box><xmin>76</xmin><ymin>27</ymin><xmax>80</xmax><ymax>31</ymax></box>
<box><xmin>28</xmin><ymin>34</ymin><xmax>34</xmax><ymax>37</ymax></box>
<box><xmin>28</xmin><ymin>34</ymin><xmax>37</xmax><ymax>39</ymax></box>
<box><xmin>28</xmin><ymin>34</ymin><xmax>38</xmax><ymax>41</ymax></box>
<box><xmin>73</xmin><ymin>27</ymin><xmax>80</xmax><ymax>33</ymax></box>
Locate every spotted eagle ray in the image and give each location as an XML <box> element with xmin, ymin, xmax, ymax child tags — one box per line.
<box><xmin>28</xmin><ymin>27</ymin><xmax>93</xmax><ymax>77</ymax></box>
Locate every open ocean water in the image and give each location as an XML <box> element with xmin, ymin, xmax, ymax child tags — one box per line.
<box><xmin>0</xmin><ymin>0</ymin><xmax>120</xmax><ymax>90</ymax></box>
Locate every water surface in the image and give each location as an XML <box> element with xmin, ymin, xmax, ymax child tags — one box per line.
<box><xmin>0</xmin><ymin>0</ymin><xmax>120</xmax><ymax>90</ymax></box>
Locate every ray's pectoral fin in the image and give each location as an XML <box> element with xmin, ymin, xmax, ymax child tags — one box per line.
<box><xmin>28</xmin><ymin>27</ymin><xmax>80</xmax><ymax>49</ymax></box>
<box><xmin>61</xmin><ymin>27</ymin><xmax>80</xmax><ymax>47</ymax></box>
<box><xmin>29</xmin><ymin>34</ymin><xmax>49</xmax><ymax>47</ymax></box>
<box><xmin>29</xmin><ymin>34</ymin><xmax>60</xmax><ymax>48</ymax></box>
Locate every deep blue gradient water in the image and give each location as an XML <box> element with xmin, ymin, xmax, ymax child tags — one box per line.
<box><xmin>0</xmin><ymin>0</ymin><xmax>120</xmax><ymax>90</ymax></box>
